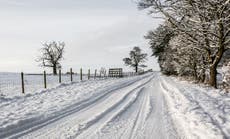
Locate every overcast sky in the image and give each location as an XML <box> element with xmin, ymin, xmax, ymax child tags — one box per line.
<box><xmin>0</xmin><ymin>0</ymin><xmax>161</xmax><ymax>73</ymax></box>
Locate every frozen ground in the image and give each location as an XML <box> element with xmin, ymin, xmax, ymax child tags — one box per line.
<box><xmin>0</xmin><ymin>72</ymin><xmax>229</xmax><ymax>139</ymax></box>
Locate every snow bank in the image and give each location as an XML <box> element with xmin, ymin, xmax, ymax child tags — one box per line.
<box><xmin>160</xmin><ymin>75</ymin><xmax>230</xmax><ymax>139</ymax></box>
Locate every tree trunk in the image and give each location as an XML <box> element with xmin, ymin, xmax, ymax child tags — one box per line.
<box><xmin>208</xmin><ymin>44</ymin><xmax>224</xmax><ymax>88</ymax></box>
<box><xmin>193</xmin><ymin>63</ymin><xmax>198</xmax><ymax>81</ymax></box>
<box><xmin>53</xmin><ymin>65</ymin><xmax>57</xmax><ymax>75</ymax></box>
<box><xmin>135</xmin><ymin>65</ymin><xmax>138</xmax><ymax>73</ymax></box>
<box><xmin>200</xmin><ymin>69</ymin><xmax>206</xmax><ymax>83</ymax></box>
<box><xmin>209</xmin><ymin>66</ymin><xmax>217</xmax><ymax>88</ymax></box>
<box><xmin>208</xmin><ymin>22</ymin><xmax>225</xmax><ymax>88</ymax></box>
<box><xmin>200</xmin><ymin>56</ymin><xmax>206</xmax><ymax>83</ymax></box>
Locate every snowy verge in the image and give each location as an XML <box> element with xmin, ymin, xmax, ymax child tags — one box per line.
<box><xmin>160</xmin><ymin>75</ymin><xmax>230</xmax><ymax>139</ymax></box>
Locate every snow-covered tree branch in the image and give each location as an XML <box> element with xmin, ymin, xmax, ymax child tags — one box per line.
<box><xmin>139</xmin><ymin>0</ymin><xmax>230</xmax><ymax>88</ymax></box>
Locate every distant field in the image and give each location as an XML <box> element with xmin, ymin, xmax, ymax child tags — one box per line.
<box><xmin>0</xmin><ymin>73</ymin><xmax>88</xmax><ymax>97</ymax></box>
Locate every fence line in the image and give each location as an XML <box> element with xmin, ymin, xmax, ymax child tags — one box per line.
<box><xmin>0</xmin><ymin>68</ymin><xmax>147</xmax><ymax>96</ymax></box>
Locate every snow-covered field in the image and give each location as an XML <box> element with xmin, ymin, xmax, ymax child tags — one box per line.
<box><xmin>0</xmin><ymin>72</ymin><xmax>229</xmax><ymax>139</ymax></box>
<box><xmin>0</xmin><ymin>73</ymin><xmax>89</xmax><ymax>97</ymax></box>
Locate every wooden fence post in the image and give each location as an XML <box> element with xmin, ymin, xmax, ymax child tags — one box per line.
<box><xmin>21</xmin><ymin>72</ymin><xmax>25</xmax><ymax>94</ymax></box>
<box><xmin>70</xmin><ymin>68</ymin><xmax>73</xmax><ymax>82</ymax></box>
<box><xmin>88</xmin><ymin>69</ymin><xmax>90</xmax><ymax>80</ymax></box>
<box><xmin>94</xmin><ymin>69</ymin><xmax>97</xmax><ymax>79</ymax></box>
<box><xmin>59</xmin><ymin>69</ymin><xmax>61</xmax><ymax>83</ymax></box>
<box><xmin>80</xmin><ymin>68</ymin><xmax>82</xmax><ymax>81</ymax></box>
<box><xmin>44</xmin><ymin>71</ymin><xmax>47</xmax><ymax>89</ymax></box>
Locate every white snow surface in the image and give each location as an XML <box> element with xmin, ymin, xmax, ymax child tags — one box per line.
<box><xmin>161</xmin><ymin>76</ymin><xmax>230</xmax><ymax>139</ymax></box>
<box><xmin>0</xmin><ymin>72</ymin><xmax>229</xmax><ymax>139</ymax></box>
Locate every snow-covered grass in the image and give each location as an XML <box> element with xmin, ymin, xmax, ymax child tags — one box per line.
<box><xmin>0</xmin><ymin>72</ymin><xmax>94</xmax><ymax>98</ymax></box>
<box><xmin>160</xmin><ymin>75</ymin><xmax>230</xmax><ymax>139</ymax></box>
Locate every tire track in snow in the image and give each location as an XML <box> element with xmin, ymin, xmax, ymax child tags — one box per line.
<box><xmin>73</xmin><ymin>77</ymin><xmax>153</xmax><ymax>139</ymax></box>
<box><xmin>92</xmin><ymin>82</ymin><xmax>152</xmax><ymax>139</ymax></box>
<box><xmin>94</xmin><ymin>76</ymin><xmax>179</xmax><ymax>139</ymax></box>
<box><xmin>18</xmin><ymin>75</ymin><xmax>153</xmax><ymax>139</ymax></box>
<box><xmin>128</xmin><ymin>87</ymin><xmax>150</xmax><ymax>139</ymax></box>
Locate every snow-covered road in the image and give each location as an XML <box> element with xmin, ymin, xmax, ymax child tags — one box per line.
<box><xmin>0</xmin><ymin>73</ymin><xmax>179</xmax><ymax>139</ymax></box>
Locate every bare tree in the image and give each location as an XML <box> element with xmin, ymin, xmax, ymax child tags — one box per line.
<box><xmin>37</xmin><ymin>41</ymin><xmax>65</xmax><ymax>75</ymax></box>
<box><xmin>123</xmin><ymin>47</ymin><xmax>148</xmax><ymax>73</ymax></box>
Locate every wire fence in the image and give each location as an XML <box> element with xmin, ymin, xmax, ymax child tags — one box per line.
<box><xmin>0</xmin><ymin>68</ymin><xmax>143</xmax><ymax>97</ymax></box>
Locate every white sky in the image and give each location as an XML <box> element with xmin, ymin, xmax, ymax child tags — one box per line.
<box><xmin>0</xmin><ymin>0</ymin><xmax>161</xmax><ymax>73</ymax></box>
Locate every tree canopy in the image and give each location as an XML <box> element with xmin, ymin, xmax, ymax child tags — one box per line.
<box><xmin>37</xmin><ymin>41</ymin><xmax>65</xmax><ymax>75</ymax></box>
<box><xmin>123</xmin><ymin>47</ymin><xmax>148</xmax><ymax>73</ymax></box>
<box><xmin>139</xmin><ymin>0</ymin><xmax>230</xmax><ymax>88</ymax></box>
